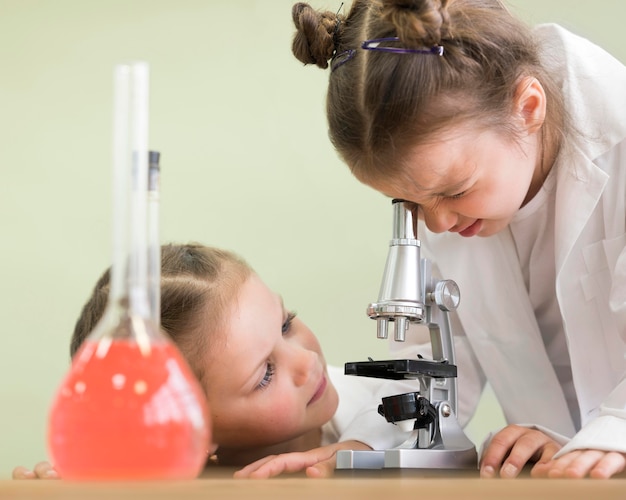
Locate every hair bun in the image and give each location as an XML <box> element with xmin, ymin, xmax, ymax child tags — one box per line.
<box><xmin>381</xmin><ymin>0</ymin><xmax>450</xmax><ymax>46</ymax></box>
<box><xmin>291</xmin><ymin>2</ymin><xmax>341</xmax><ymax>69</ymax></box>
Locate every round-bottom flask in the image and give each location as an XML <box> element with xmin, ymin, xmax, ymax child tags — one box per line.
<box><xmin>48</xmin><ymin>321</ymin><xmax>210</xmax><ymax>480</ymax></box>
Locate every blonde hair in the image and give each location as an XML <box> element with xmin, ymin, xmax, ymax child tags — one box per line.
<box><xmin>71</xmin><ymin>243</ymin><xmax>252</xmax><ymax>386</ymax></box>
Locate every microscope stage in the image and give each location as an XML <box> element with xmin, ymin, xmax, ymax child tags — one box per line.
<box><xmin>344</xmin><ymin>359</ymin><xmax>457</xmax><ymax>379</ymax></box>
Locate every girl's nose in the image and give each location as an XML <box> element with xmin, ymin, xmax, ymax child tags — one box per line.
<box><xmin>288</xmin><ymin>345</ymin><xmax>317</xmax><ymax>387</ymax></box>
<box><xmin>422</xmin><ymin>207</ymin><xmax>457</xmax><ymax>233</ymax></box>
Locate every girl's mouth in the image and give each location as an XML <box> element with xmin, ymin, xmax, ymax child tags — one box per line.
<box><xmin>459</xmin><ymin>220</ymin><xmax>482</xmax><ymax>237</ymax></box>
<box><xmin>307</xmin><ymin>375</ymin><xmax>327</xmax><ymax>406</ymax></box>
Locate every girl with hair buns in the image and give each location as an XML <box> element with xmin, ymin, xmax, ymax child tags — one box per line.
<box><xmin>13</xmin><ymin>243</ymin><xmax>416</xmax><ymax>479</ymax></box>
<box><xmin>291</xmin><ymin>0</ymin><xmax>626</xmax><ymax>480</ymax></box>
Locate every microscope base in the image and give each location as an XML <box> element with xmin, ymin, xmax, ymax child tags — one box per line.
<box><xmin>336</xmin><ymin>447</ymin><xmax>477</xmax><ymax>470</ymax></box>
<box><xmin>335</xmin><ymin>450</ymin><xmax>386</xmax><ymax>469</ymax></box>
<box><xmin>385</xmin><ymin>446</ymin><xmax>478</xmax><ymax>469</ymax></box>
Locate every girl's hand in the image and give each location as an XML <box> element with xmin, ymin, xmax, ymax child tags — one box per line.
<box><xmin>531</xmin><ymin>449</ymin><xmax>626</xmax><ymax>479</ymax></box>
<box><xmin>12</xmin><ymin>461</ymin><xmax>59</xmax><ymax>480</ymax></box>
<box><xmin>480</xmin><ymin>424</ymin><xmax>561</xmax><ymax>478</ymax></box>
<box><xmin>233</xmin><ymin>440</ymin><xmax>371</xmax><ymax>479</ymax></box>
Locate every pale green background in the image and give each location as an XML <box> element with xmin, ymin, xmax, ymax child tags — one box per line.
<box><xmin>1</xmin><ymin>0</ymin><xmax>624</xmax><ymax>478</ymax></box>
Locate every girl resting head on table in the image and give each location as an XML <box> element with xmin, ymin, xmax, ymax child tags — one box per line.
<box><xmin>13</xmin><ymin>243</ymin><xmax>414</xmax><ymax>480</ymax></box>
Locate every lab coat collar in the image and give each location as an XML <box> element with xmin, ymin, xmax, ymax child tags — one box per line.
<box><xmin>553</xmin><ymin>141</ymin><xmax>609</xmax><ymax>278</ymax></box>
<box><xmin>537</xmin><ymin>24</ymin><xmax>626</xmax><ymax>160</ymax></box>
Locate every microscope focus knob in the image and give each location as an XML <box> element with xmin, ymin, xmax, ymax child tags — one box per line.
<box><xmin>432</xmin><ymin>280</ymin><xmax>460</xmax><ymax>311</ymax></box>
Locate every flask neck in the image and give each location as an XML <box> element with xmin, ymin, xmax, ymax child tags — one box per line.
<box><xmin>108</xmin><ymin>63</ymin><xmax>151</xmax><ymax>323</ymax></box>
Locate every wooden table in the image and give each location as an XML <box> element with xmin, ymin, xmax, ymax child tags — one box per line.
<box><xmin>3</xmin><ymin>468</ymin><xmax>626</xmax><ymax>500</ymax></box>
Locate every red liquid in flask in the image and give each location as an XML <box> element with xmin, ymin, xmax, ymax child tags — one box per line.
<box><xmin>48</xmin><ymin>337</ymin><xmax>210</xmax><ymax>480</ymax></box>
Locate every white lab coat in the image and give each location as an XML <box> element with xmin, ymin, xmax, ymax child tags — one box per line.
<box><xmin>415</xmin><ymin>24</ymin><xmax>626</xmax><ymax>455</ymax></box>
<box><xmin>322</xmin><ymin>365</ymin><xmax>418</xmax><ymax>450</ymax></box>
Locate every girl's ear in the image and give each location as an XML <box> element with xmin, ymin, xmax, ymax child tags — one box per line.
<box><xmin>513</xmin><ymin>76</ymin><xmax>547</xmax><ymax>135</ymax></box>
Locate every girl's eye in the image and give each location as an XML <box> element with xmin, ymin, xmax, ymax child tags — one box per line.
<box><xmin>282</xmin><ymin>311</ymin><xmax>297</xmax><ymax>335</ymax></box>
<box><xmin>256</xmin><ymin>363</ymin><xmax>275</xmax><ymax>390</ymax></box>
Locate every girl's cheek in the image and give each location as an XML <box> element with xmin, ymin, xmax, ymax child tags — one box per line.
<box><xmin>264</xmin><ymin>399</ymin><xmax>300</xmax><ymax>430</ymax></box>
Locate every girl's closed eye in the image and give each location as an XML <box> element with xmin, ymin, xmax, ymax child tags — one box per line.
<box><xmin>447</xmin><ymin>190</ymin><xmax>467</xmax><ymax>200</ymax></box>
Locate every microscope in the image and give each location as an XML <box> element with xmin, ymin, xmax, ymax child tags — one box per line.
<box><xmin>336</xmin><ymin>199</ymin><xmax>477</xmax><ymax>471</ymax></box>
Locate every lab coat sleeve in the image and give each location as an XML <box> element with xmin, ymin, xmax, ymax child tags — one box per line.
<box><xmin>335</xmin><ymin>377</ymin><xmax>416</xmax><ymax>450</ymax></box>
<box><xmin>554</xmin><ymin>378</ymin><xmax>626</xmax><ymax>457</ymax></box>
<box><xmin>555</xmin><ymin>231</ymin><xmax>626</xmax><ymax>457</ymax></box>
